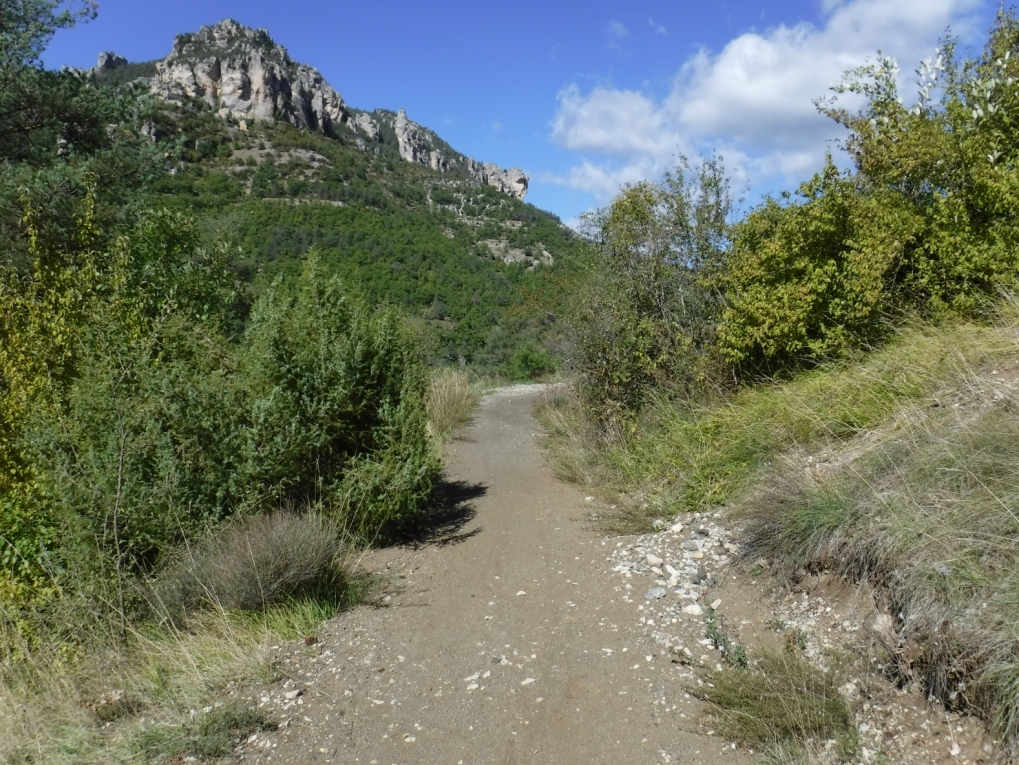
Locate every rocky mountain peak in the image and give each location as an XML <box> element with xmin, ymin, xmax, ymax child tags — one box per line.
<box><xmin>150</xmin><ymin>18</ymin><xmax>346</xmax><ymax>135</ymax></box>
<box><xmin>127</xmin><ymin>19</ymin><xmax>528</xmax><ymax>199</ymax></box>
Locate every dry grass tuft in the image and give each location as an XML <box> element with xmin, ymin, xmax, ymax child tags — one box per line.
<box><xmin>152</xmin><ymin>511</ymin><xmax>344</xmax><ymax>619</ymax></box>
<box><xmin>697</xmin><ymin>649</ymin><xmax>857</xmax><ymax>755</ymax></box>
<box><xmin>426</xmin><ymin>368</ymin><xmax>480</xmax><ymax>442</ymax></box>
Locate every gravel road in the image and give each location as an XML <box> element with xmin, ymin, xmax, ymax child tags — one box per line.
<box><xmin>239</xmin><ymin>384</ymin><xmax>747</xmax><ymax>765</ymax></box>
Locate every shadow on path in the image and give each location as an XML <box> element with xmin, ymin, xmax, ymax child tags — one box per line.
<box><xmin>392</xmin><ymin>475</ymin><xmax>487</xmax><ymax>548</ymax></box>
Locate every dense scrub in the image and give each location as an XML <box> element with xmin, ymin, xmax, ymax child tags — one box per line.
<box><xmin>0</xmin><ymin>191</ymin><xmax>438</xmax><ymax>609</ymax></box>
<box><xmin>571</xmin><ymin>12</ymin><xmax>1019</xmax><ymax>419</ymax></box>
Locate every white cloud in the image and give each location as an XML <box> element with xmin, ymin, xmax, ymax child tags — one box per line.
<box><xmin>550</xmin><ymin>0</ymin><xmax>984</xmax><ymax>204</ymax></box>
<box><xmin>648</xmin><ymin>17</ymin><xmax>668</xmax><ymax>36</ymax></box>
<box><xmin>606</xmin><ymin>20</ymin><xmax>630</xmax><ymax>51</ymax></box>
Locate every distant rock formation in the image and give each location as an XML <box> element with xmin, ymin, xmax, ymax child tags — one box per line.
<box><xmin>387</xmin><ymin>109</ymin><xmax>528</xmax><ymax>200</ymax></box>
<box><xmin>100</xmin><ymin>19</ymin><xmax>530</xmax><ymax>200</ymax></box>
<box><xmin>150</xmin><ymin>19</ymin><xmax>347</xmax><ymax>135</ymax></box>
<box><xmin>469</xmin><ymin>160</ymin><xmax>529</xmax><ymax>200</ymax></box>
<box><xmin>351</xmin><ymin>112</ymin><xmax>380</xmax><ymax>141</ymax></box>
<box><xmin>95</xmin><ymin>51</ymin><xmax>127</xmax><ymax>72</ymax></box>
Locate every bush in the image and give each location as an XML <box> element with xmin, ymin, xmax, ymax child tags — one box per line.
<box><xmin>153</xmin><ymin>512</ymin><xmax>342</xmax><ymax>618</ymax></box>
<box><xmin>713</xmin><ymin>161</ymin><xmax>913</xmax><ymax>369</ymax></box>
<box><xmin>569</xmin><ymin>158</ymin><xmax>731</xmax><ymax>420</ymax></box>
<box><xmin>0</xmin><ymin>198</ymin><xmax>438</xmax><ymax>603</ymax></box>
<box><xmin>714</xmin><ymin>15</ymin><xmax>1019</xmax><ymax>372</ymax></box>
<box><xmin>502</xmin><ymin>345</ymin><xmax>556</xmax><ymax>381</ymax></box>
<box><xmin>239</xmin><ymin>257</ymin><xmax>440</xmax><ymax>537</ymax></box>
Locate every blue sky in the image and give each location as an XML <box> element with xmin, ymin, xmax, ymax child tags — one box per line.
<box><xmin>45</xmin><ymin>0</ymin><xmax>997</xmax><ymax>223</ymax></box>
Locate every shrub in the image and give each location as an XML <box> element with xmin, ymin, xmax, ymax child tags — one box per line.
<box><xmin>569</xmin><ymin>158</ymin><xmax>731</xmax><ymax>420</ymax></box>
<box><xmin>153</xmin><ymin>512</ymin><xmax>342</xmax><ymax>618</ymax></box>
<box><xmin>714</xmin><ymin>15</ymin><xmax>1019</xmax><ymax>372</ymax></box>
<box><xmin>713</xmin><ymin>160</ymin><xmax>915</xmax><ymax>369</ymax></box>
<box><xmin>0</xmin><ymin>197</ymin><xmax>438</xmax><ymax>603</ymax></box>
<box><xmin>502</xmin><ymin>345</ymin><xmax>555</xmax><ymax>381</ymax></box>
<box><xmin>238</xmin><ymin>257</ymin><xmax>440</xmax><ymax>537</ymax></box>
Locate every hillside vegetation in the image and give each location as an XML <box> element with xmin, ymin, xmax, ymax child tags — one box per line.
<box><xmin>0</xmin><ymin>5</ymin><xmax>506</xmax><ymax>762</ymax></box>
<box><xmin>548</xmin><ymin>10</ymin><xmax>1019</xmax><ymax>758</ymax></box>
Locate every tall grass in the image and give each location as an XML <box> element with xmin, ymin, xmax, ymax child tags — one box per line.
<box><xmin>544</xmin><ymin>311</ymin><xmax>1019</xmax><ymax>747</ymax></box>
<box><xmin>609</xmin><ymin>320</ymin><xmax>1018</xmax><ymax>515</ymax></box>
<box><xmin>426</xmin><ymin>367</ymin><xmax>480</xmax><ymax>443</ymax></box>
<box><xmin>0</xmin><ymin>512</ymin><xmax>367</xmax><ymax>765</ymax></box>
<box><xmin>741</xmin><ymin>370</ymin><xmax>1019</xmax><ymax>743</ymax></box>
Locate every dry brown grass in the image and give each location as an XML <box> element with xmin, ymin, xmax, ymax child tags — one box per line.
<box><xmin>696</xmin><ymin>649</ymin><xmax>857</xmax><ymax>754</ymax></box>
<box><xmin>426</xmin><ymin>367</ymin><xmax>480</xmax><ymax>443</ymax></box>
<box><xmin>0</xmin><ymin>513</ymin><xmax>367</xmax><ymax>765</ymax></box>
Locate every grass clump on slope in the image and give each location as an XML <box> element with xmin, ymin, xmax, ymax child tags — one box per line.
<box><xmin>697</xmin><ymin>649</ymin><xmax>857</xmax><ymax>759</ymax></box>
<box><xmin>607</xmin><ymin>319</ymin><xmax>1018</xmax><ymax>516</ymax></box>
<box><xmin>740</xmin><ymin>346</ymin><xmax>1019</xmax><ymax>743</ymax></box>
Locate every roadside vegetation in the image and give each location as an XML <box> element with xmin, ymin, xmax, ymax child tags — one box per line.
<box><xmin>542</xmin><ymin>9</ymin><xmax>1019</xmax><ymax>758</ymax></box>
<box><xmin>0</xmin><ymin>4</ymin><xmax>487</xmax><ymax>762</ymax></box>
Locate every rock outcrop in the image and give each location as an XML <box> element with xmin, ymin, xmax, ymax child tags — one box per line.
<box><xmin>150</xmin><ymin>19</ymin><xmax>347</xmax><ymax>135</ymax></box>
<box><xmin>95</xmin><ymin>51</ymin><xmax>127</xmax><ymax>72</ymax></box>
<box><xmin>393</xmin><ymin>108</ymin><xmax>450</xmax><ymax>172</ymax></box>
<box><xmin>351</xmin><ymin>112</ymin><xmax>380</xmax><ymax>141</ymax></box>
<box><xmin>105</xmin><ymin>19</ymin><xmax>530</xmax><ymax>200</ymax></box>
<box><xmin>387</xmin><ymin>109</ymin><xmax>529</xmax><ymax>200</ymax></box>
<box><xmin>469</xmin><ymin>160</ymin><xmax>529</xmax><ymax>200</ymax></box>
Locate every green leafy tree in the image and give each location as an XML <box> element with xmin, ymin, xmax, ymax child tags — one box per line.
<box><xmin>570</xmin><ymin>157</ymin><xmax>732</xmax><ymax>419</ymax></box>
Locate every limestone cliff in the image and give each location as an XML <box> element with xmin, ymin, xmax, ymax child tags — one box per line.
<box><xmin>104</xmin><ymin>19</ymin><xmax>530</xmax><ymax>200</ymax></box>
<box><xmin>378</xmin><ymin>109</ymin><xmax>528</xmax><ymax>200</ymax></box>
<box><xmin>150</xmin><ymin>19</ymin><xmax>347</xmax><ymax>134</ymax></box>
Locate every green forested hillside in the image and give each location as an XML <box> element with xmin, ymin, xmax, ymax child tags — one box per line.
<box><xmin>88</xmin><ymin>76</ymin><xmax>584</xmax><ymax>370</ymax></box>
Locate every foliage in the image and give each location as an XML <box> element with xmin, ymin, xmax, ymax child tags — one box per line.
<box><xmin>714</xmin><ymin>13</ymin><xmax>1019</xmax><ymax>370</ymax></box>
<box><xmin>0</xmin><ymin>189</ymin><xmax>437</xmax><ymax>604</ymax></box>
<box><xmin>240</xmin><ymin>258</ymin><xmax>439</xmax><ymax>537</ymax></box>
<box><xmin>0</xmin><ymin>0</ymin><xmax>99</xmax><ymax>161</ymax></box>
<box><xmin>570</xmin><ymin>157</ymin><xmax>732</xmax><ymax>420</ymax></box>
<box><xmin>503</xmin><ymin>344</ymin><xmax>556</xmax><ymax>381</ymax></box>
<box><xmin>714</xmin><ymin>161</ymin><xmax>912</xmax><ymax>368</ymax></box>
<box><xmin>110</xmin><ymin>106</ymin><xmax>584</xmax><ymax>371</ymax></box>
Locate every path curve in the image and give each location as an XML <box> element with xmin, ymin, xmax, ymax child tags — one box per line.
<box><xmin>244</xmin><ymin>385</ymin><xmax>747</xmax><ymax>764</ymax></box>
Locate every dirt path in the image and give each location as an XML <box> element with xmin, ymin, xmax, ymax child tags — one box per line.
<box><xmin>240</xmin><ymin>385</ymin><xmax>747</xmax><ymax>765</ymax></box>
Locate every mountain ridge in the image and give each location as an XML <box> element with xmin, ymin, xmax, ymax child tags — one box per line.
<box><xmin>93</xmin><ymin>18</ymin><xmax>529</xmax><ymax>200</ymax></box>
